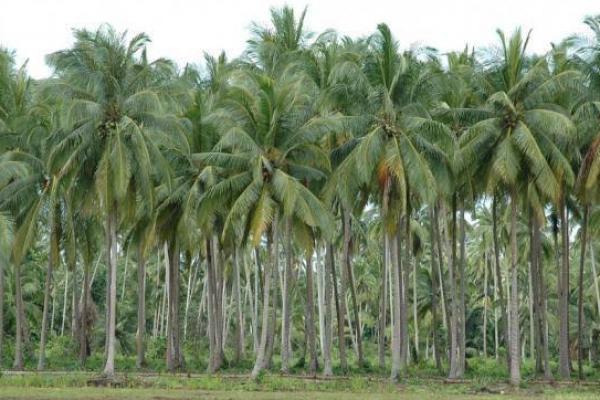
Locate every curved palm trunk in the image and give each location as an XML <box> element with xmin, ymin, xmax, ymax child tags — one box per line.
<box><xmin>103</xmin><ymin>205</ymin><xmax>118</xmax><ymax>378</ymax></box>
<box><xmin>448</xmin><ymin>195</ymin><xmax>463</xmax><ymax>379</ymax></box>
<box><xmin>558</xmin><ymin>199</ymin><xmax>570</xmax><ymax>379</ymax></box>
<box><xmin>508</xmin><ymin>191</ymin><xmax>521</xmax><ymax>386</ymax></box>
<box><xmin>252</xmin><ymin>214</ymin><xmax>278</xmax><ymax>379</ymax></box>
<box><xmin>13</xmin><ymin>261</ymin><xmax>24</xmax><ymax>370</ymax></box>
<box><xmin>578</xmin><ymin>205</ymin><xmax>589</xmax><ymax>380</ymax></box>
<box><xmin>305</xmin><ymin>250</ymin><xmax>318</xmax><ymax>374</ymax></box>
<box><xmin>136</xmin><ymin>244</ymin><xmax>146</xmax><ymax>369</ymax></box>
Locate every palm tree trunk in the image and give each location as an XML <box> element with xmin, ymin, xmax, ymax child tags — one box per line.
<box><xmin>103</xmin><ymin>205</ymin><xmax>118</xmax><ymax>378</ymax></box>
<box><xmin>331</xmin><ymin>242</ymin><xmax>348</xmax><ymax>373</ymax></box>
<box><xmin>167</xmin><ymin>237</ymin><xmax>182</xmax><ymax>372</ymax></box>
<box><xmin>234</xmin><ymin>246</ymin><xmax>244</xmax><ymax>363</ymax></box>
<box><xmin>493</xmin><ymin>194</ymin><xmax>509</xmax><ymax>370</ymax></box>
<box><xmin>591</xmin><ymin>242</ymin><xmax>600</xmax><ymax>320</ymax></box>
<box><xmin>136</xmin><ymin>243</ymin><xmax>146</xmax><ymax>369</ymax></box>
<box><xmin>413</xmin><ymin>254</ymin><xmax>419</xmax><ymax>359</ymax></box>
<box><xmin>13</xmin><ymin>261</ymin><xmax>24</xmax><ymax>370</ymax></box>
<box><xmin>61</xmin><ymin>269</ymin><xmax>68</xmax><ymax>336</ymax></box>
<box><xmin>322</xmin><ymin>242</ymin><xmax>334</xmax><ymax>376</ymax></box>
<box><xmin>483</xmin><ymin>251</ymin><xmax>489</xmax><ymax>358</ymax></box>
<box><xmin>390</xmin><ymin>228</ymin><xmax>404</xmax><ymax>381</ymax></box>
<box><xmin>316</xmin><ymin>245</ymin><xmax>325</xmax><ymax>355</ymax></box>
<box><xmin>252</xmin><ymin>213</ymin><xmax>278</xmax><ymax>379</ymax></box>
<box><xmin>508</xmin><ymin>190</ymin><xmax>521</xmax><ymax>386</ymax></box>
<box><xmin>578</xmin><ymin>205</ymin><xmax>589</xmax><ymax>379</ymax></box>
<box><xmin>448</xmin><ymin>194</ymin><xmax>462</xmax><ymax>379</ymax></box>
<box><xmin>37</xmin><ymin>221</ymin><xmax>57</xmax><ymax>371</ymax></box>
<box><xmin>343</xmin><ymin>208</ymin><xmax>363</xmax><ymax>367</ymax></box>
<box><xmin>305</xmin><ymin>250</ymin><xmax>318</xmax><ymax>375</ymax></box>
<box><xmin>429</xmin><ymin>206</ymin><xmax>442</xmax><ymax>370</ymax></box>
<box><xmin>379</xmin><ymin>233</ymin><xmax>389</xmax><ymax>370</ymax></box>
<box><xmin>558</xmin><ymin>198</ymin><xmax>570</xmax><ymax>379</ymax></box>
<box><xmin>281</xmin><ymin>218</ymin><xmax>293</xmax><ymax>372</ymax></box>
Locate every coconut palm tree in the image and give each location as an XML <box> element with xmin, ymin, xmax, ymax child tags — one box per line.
<box><xmin>459</xmin><ymin>28</ymin><xmax>576</xmax><ymax>384</ymax></box>
<box><xmin>45</xmin><ymin>26</ymin><xmax>182</xmax><ymax>377</ymax></box>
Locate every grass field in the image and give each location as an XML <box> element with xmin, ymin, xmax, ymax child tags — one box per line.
<box><xmin>0</xmin><ymin>372</ymin><xmax>599</xmax><ymax>399</ymax></box>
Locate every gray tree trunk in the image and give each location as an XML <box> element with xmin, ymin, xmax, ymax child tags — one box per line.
<box><xmin>252</xmin><ymin>214</ymin><xmax>278</xmax><ymax>379</ymax></box>
<box><xmin>558</xmin><ymin>199</ymin><xmax>570</xmax><ymax>379</ymax></box>
<box><xmin>234</xmin><ymin>246</ymin><xmax>244</xmax><ymax>363</ymax></box>
<box><xmin>103</xmin><ymin>206</ymin><xmax>118</xmax><ymax>378</ymax></box>
<box><xmin>493</xmin><ymin>194</ymin><xmax>509</xmax><ymax>369</ymax></box>
<box><xmin>578</xmin><ymin>205</ymin><xmax>589</xmax><ymax>379</ymax></box>
<box><xmin>13</xmin><ymin>261</ymin><xmax>24</xmax><ymax>370</ymax></box>
<box><xmin>305</xmin><ymin>250</ymin><xmax>318</xmax><ymax>374</ymax></box>
<box><xmin>281</xmin><ymin>218</ymin><xmax>293</xmax><ymax>372</ymax></box>
<box><xmin>136</xmin><ymin>244</ymin><xmax>146</xmax><ymax>369</ymax></box>
<box><xmin>379</xmin><ymin>234</ymin><xmax>389</xmax><ymax>370</ymax></box>
<box><xmin>322</xmin><ymin>242</ymin><xmax>334</xmax><ymax>376</ymax></box>
<box><xmin>508</xmin><ymin>191</ymin><xmax>521</xmax><ymax>386</ymax></box>
<box><xmin>390</xmin><ymin>231</ymin><xmax>402</xmax><ymax>381</ymax></box>
<box><xmin>429</xmin><ymin>206</ymin><xmax>442</xmax><ymax>370</ymax></box>
<box><xmin>37</xmin><ymin>223</ymin><xmax>57</xmax><ymax>371</ymax></box>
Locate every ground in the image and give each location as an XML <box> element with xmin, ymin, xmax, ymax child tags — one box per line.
<box><xmin>0</xmin><ymin>372</ymin><xmax>599</xmax><ymax>399</ymax></box>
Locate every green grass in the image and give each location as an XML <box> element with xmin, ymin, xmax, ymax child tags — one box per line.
<box><xmin>0</xmin><ymin>372</ymin><xmax>599</xmax><ymax>399</ymax></box>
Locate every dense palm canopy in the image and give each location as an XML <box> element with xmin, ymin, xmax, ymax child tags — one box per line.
<box><xmin>3</xmin><ymin>7</ymin><xmax>600</xmax><ymax>387</ymax></box>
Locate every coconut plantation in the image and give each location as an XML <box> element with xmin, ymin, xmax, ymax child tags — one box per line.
<box><xmin>2</xmin><ymin>4</ymin><xmax>600</xmax><ymax>399</ymax></box>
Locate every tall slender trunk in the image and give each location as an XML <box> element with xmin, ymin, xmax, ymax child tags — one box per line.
<box><xmin>558</xmin><ymin>199</ymin><xmax>570</xmax><ymax>379</ymax></box>
<box><xmin>429</xmin><ymin>207</ymin><xmax>442</xmax><ymax>370</ymax></box>
<box><xmin>344</xmin><ymin>209</ymin><xmax>363</xmax><ymax>367</ymax></box>
<box><xmin>322</xmin><ymin>242</ymin><xmax>334</xmax><ymax>376</ymax></box>
<box><xmin>136</xmin><ymin>243</ymin><xmax>146</xmax><ymax>369</ymax></box>
<box><xmin>591</xmin><ymin>242</ymin><xmax>600</xmax><ymax>320</ymax></box>
<box><xmin>13</xmin><ymin>261</ymin><xmax>24</xmax><ymax>370</ymax></box>
<box><xmin>493</xmin><ymin>194</ymin><xmax>509</xmax><ymax>370</ymax></box>
<box><xmin>252</xmin><ymin>214</ymin><xmax>278</xmax><ymax>379</ymax></box>
<box><xmin>120</xmin><ymin>248</ymin><xmax>129</xmax><ymax>301</ymax></box>
<box><xmin>413</xmin><ymin>254</ymin><xmax>419</xmax><ymax>359</ymax></box>
<box><xmin>578</xmin><ymin>205</ymin><xmax>589</xmax><ymax>379</ymax></box>
<box><xmin>281</xmin><ymin>218</ymin><xmax>293</xmax><ymax>372</ymax></box>
<box><xmin>379</xmin><ymin>233</ymin><xmax>389</xmax><ymax>370</ymax></box>
<box><xmin>390</xmin><ymin>230</ymin><xmax>402</xmax><ymax>381</ymax></box>
<box><xmin>103</xmin><ymin>205</ymin><xmax>118</xmax><ymax>377</ymax></box>
<box><xmin>234</xmin><ymin>246</ymin><xmax>244</xmax><ymax>363</ymax></box>
<box><xmin>61</xmin><ymin>269</ymin><xmax>69</xmax><ymax>336</ymax></box>
<box><xmin>166</xmin><ymin>237</ymin><xmax>182</xmax><ymax>372</ymax></box>
<box><xmin>331</xmin><ymin>243</ymin><xmax>348</xmax><ymax>372</ymax></box>
<box><xmin>508</xmin><ymin>190</ymin><xmax>521</xmax><ymax>386</ymax></box>
<box><xmin>315</xmin><ymin>245</ymin><xmax>325</xmax><ymax>355</ymax></box>
<box><xmin>483</xmin><ymin>251</ymin><xmax>489</xmax><ymax>358</ymax></box>
<box><xmin>78</xmin><ymin>253</ymin><xmax>91</xmax><ymax>365</ymax></box>
<box><xmin>305</xmin><ymin>250</ymin><xmax>318</xmax><ymax>374</ymax></box>
<box><xmin>183</xmin><ymin>252</ymin><xmax>195</xmax><ymax>340</ymax></box>
<box><xmin>448</xmin><ymin>194</ymin><xmax>462</xmax><ymax>379</ymax></box>
<box><xmin>38</xmin><ymin>217</ymin><xmax>58</xmax><ymax>371</ymax></box>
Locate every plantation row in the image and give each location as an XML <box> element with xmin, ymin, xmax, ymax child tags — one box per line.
<box><xmin>2</xmin><ymin>6</ymin><xmax>600</xmax><ymax>386</ymax></box>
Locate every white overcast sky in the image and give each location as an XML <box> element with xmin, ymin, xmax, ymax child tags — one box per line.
<box><xmin>0</xmin><ymin>0</ymin><xmax>597</xmax><ymax>79</ymax></box>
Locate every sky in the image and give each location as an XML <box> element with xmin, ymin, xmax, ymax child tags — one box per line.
<box><xmin>0</xmin><ymin>0</ymin><xmax>597</xmax><ymax>79</ymax></box>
